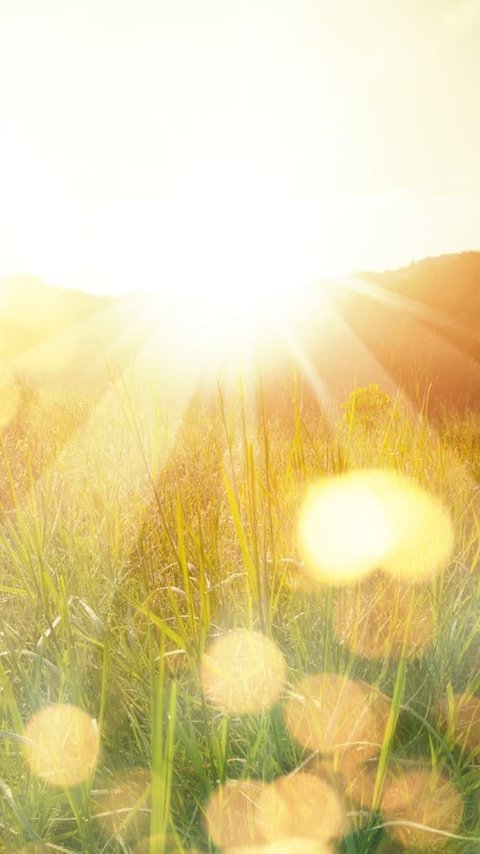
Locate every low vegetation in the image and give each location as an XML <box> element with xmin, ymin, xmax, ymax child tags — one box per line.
<box><xmin>1</xmin><ymin>378</ymin><xmax>480</xmax><ymax>852</ymax></box>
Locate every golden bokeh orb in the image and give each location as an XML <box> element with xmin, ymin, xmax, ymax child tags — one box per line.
<box><xmin>336</xmin><ymin>754</ymin><xmax>380</xmax><ymax>813</ymax></box>
<box><xmin>298</xmin><ymin>470</ymin><xmax>454</xmax><ymax>586</ymax></box>
<box><xmin>298</xmin><ymin>472</ymin><xmax>391</xmax><ymax>585</ymax></box>
<box><xmin>380</xmin><ymin>767</ymin><xmax>463</xmax><ymax>850</ymax></box>
<box><xmin>303</xmin><ymin>754</ymin><xmax>377</xmax><ymax>832</ymax></box>
<box><xmin>284</xmin><ymin>673</ymin><xmax>391</xmax><ymax>763</ymax></box>
<box><xmin>380</xmin><ymin>477</ymin><xmax>454</xmax><ymax>581</ymax></box>
<box><xmin>204</xmin><ymin>778</ymin><xmax>267</xmax><ymax>849</ymax></box>
<box><xmin>22</xmin><ymin>704</ymin><xmax>99</xmax><ymax>788</ymax></box>
<box><xmin>333</xmin><ymin>573</ymin><xmax>436</xmax><ymax>659</ymax></box>
<box><xmin>254</xmin><ymin>772</ymin><xmax>348</xmax><ymax>844</ymax></box>
<box><xmin>199</xmin><ymin>629</ymin><xmax>287</xmax><ymax>714</ymax></box>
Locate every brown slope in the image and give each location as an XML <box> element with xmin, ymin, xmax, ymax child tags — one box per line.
<box><xmin>335</xmin><ymin>252</ymin><xmax>480</xmax><ymax>413</ymax></box>
<box><xmin>0</xmin><ymin>275</ymin><xmax>114</xmax><ymax>359</ymax></box>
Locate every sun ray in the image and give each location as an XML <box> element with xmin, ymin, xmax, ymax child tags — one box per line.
<box><xmin>2</xmin><ymin>304</ymin><xmax>202</xmax><ymax>603</ymax></box>
<box><xmin>278</xmin><ymin>325</ymin><xmax>338</xmax><ymax>424</ymax></box>
<box><xmin>343</xmin><ymin>273</ymin><xmax>479</xmax><ymax>365</ymax></box>
<box><xmin>335</xmin><ymin>274</ymin><xmax>480</xmax><ymax>405</ymax></box>
<box><xmin>4</xmin><ymin>293</ymin><xmax>145</xmax><ymax>393</ymax></box>
<box><xmin>273</xmin><ymin>280</ymin><xmax>407</xmax><ymax>419</ymax></box>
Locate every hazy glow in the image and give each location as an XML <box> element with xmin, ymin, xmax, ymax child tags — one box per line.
<box><xmin>15</xmin><ymin>327</ymin><xmax>80</xmax><ymax>377</ymax></box>
<box><xmin>333</xmin><ymin>573</ymin><xmax>436</xmax><ymax>659</ymax></box>
<box><xmin>23</xmin><ymin>704</ymin><xmax>99</xmax><ymax>787</ymax></box>
<box><xmin>381</xmin><ymin>768</ymin><xmax>463</xmax><ymax>850</ymax></box>
<box><xmin>200</xmin><ymin>629</ymin><xmax>287</xmax><ymax>714</ymax></box>
<box><xmin>1</xmin><ymin>2</ymin><xmax>479</xmax><ymax>295</ymax></box>
<box><xmin>255</xmin><ymin>772</ymin><xmax>348</xmax><ymax>844</ymax></box>
<box><xmin>283</xmin><ymin>673</ymin><xmax>390</xmax><ymax>762</ymax></box>
<box><xmin>298</xmin><ymin>470</ymin><xmax>454</xmax><ymax>586</ymax></box>
<box><xmin>130</xmin><ymin>264</ymin><xmax>339</xmax><ymax>378</ymax></box>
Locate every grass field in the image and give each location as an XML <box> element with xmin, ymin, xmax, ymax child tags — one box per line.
<box><xmin>1</xmin><ymin>375</ymin><xmax>480</xmax><ymax>853</ymax></box>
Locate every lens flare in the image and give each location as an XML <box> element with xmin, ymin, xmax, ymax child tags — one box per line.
<box><xmin>437</xmin><ymin>692</ymin><xmax>480</xmax><ymax>759</ymax></box>
<box><xmin>22</xmin><ymin>704</ymin><xmax>99</xmax><ymax>787</ymax></box>
<box><xmin>255</xmin><ymin>772</ymin><xmax>348</xmax><ymax>844</ymax></box>
<box><xmin>93</xmin><ymin>767</ymin><xmax>152</xmax><ymax>842</ymax></box>
<box><xmin>381</xmin><ymin>478</ymin><xmax>454</xmax><ymax>581</ymax></box>
<box><xmin>333</xmin><ymin>573</ymin><xmax>436</xmax><ymax>659</ymax></box>
<box><xmin>381</xmin><ymin>767</ymin><xmax>463</xmax><ymax>850</ymax></box>
<box><xmin>204</xmin><ymin>778</ymin><xmax>267</xmax><ymax>849</ymax></box>
<box><xmin>298</xmin><ymin>472</ymin><xmax>391</xmax><ymax>585</ymax></box>
<box><xmin>298</xmin><ymin>470</ymin><xmax>454</xmax><ymax>586</ymax></box>
<box><xmin>199</xmin><ymin>629</ymin><xmax>287</xmax><ymax>714</ymax></box>
<box><xmin>284</xmin><ymin>673</ymin><xmax>390</xmax><ymax>762</ymax></box>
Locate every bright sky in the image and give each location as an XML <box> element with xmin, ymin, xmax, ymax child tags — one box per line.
<box><xmin>1</xmin><ymin>0</ymin><xmax>479</xmax><ymax>297</ymax></box>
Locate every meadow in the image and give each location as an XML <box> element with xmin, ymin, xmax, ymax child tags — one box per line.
<box><xmin>1</xmin><ymin>375</ymin><xmax>480</xmax><ymax>853</ymax></box>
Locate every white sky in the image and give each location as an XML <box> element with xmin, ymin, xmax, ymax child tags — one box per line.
<box><xmin>1</xmin><ymin>0</ymin><xmax>479</xmax><ymax>296</ymax></box>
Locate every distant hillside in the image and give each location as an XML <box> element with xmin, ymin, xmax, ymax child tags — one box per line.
<box><xmin>2</xmin><ymin>254</ymin><xmax>480</xmax><ymax>415</ymax></box>
<box><xmin>333</xmin><ymin>252</ymin><xmax>480</xmax><ymax>413</ymax></box>
<box><xmin>0</xmin><ymin>275</ymin><xmax>114</xmax><ymax>359</ymax></box>
<box><xmin>358</xmin><ymin>252</ymin><xmax>480</xmax><ymax>346</ymax></box>
<box><xmin>0</xmin><ymin>275</ymin><xmax>133</xmax><ymax>391</ymax></box>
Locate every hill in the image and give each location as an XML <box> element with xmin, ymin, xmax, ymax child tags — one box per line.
<box><xmin>358</xmin><ymin>252</ymin><xmax>480</xmax><ymax>341</ymax></box>
<box><xmin>2</xmin><ymin>253</ymin><xmax>480</xmax><ymax>415</ymax></box>
<box><xmin>0</xmin><ymin>276</ymin><xmax>113</xmax><ymax>357</ymax></box>
<box><xmin>0</xmin><ymin>275</ymin><xmax>133</xmax><ymax>391</ymax></box>
<box><xmin>290</xmin><ymin>252</ymin><xmax>480</xmax><ymax>416</ymax></box>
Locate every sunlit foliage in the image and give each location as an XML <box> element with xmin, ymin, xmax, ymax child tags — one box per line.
<box><xmin>0</xmin><ymin>378</ymin><xmax>479</xmax><ymax>851</ymax></box>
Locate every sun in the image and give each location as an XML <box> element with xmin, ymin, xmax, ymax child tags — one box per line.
<box><xmin>131</xmin><ymin>188</ymin><xmax>339</xmax><ymax>378</ymax></box>
<box><xmin>138</xmin><ymin>264</ymin><xmax>331</xmax><ymax>382</ymax></box>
